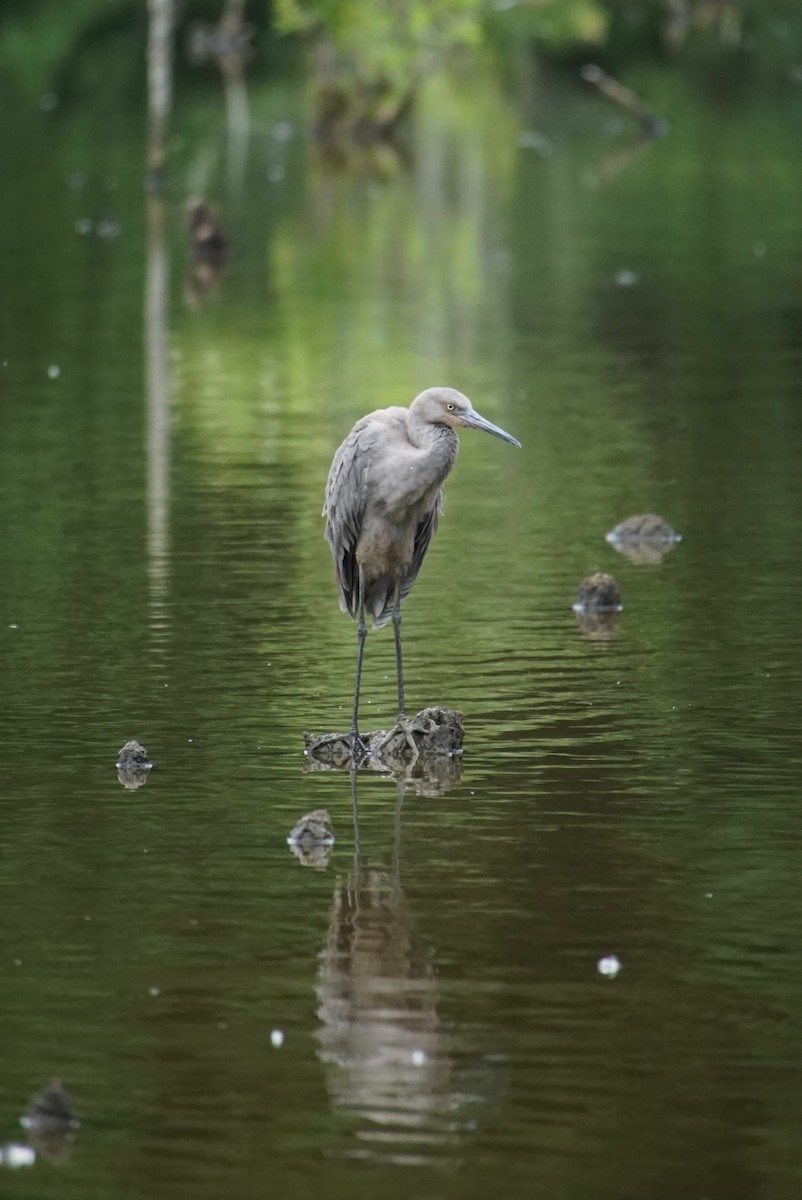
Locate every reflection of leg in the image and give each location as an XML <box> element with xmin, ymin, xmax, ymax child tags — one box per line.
<box><xmin>391</xmin><ymin>780</ymin><xmax>405</xmax><ymax>903</ymax></box>
<box><xmin>350</xmin><ymin>767</ymin><xmax>364</xmax><ymax>894</ymax></box>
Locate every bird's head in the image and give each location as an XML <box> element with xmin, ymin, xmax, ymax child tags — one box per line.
<box><xmin>412</xmin><ymin>387</ymin><xmax>521</xmax><ymax>447</ymax></box>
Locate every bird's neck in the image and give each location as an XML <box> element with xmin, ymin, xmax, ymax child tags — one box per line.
<box><xmin>407</xmin><ymin>411</ymin><xmax>459</xmax><ymax>465</ymax></box>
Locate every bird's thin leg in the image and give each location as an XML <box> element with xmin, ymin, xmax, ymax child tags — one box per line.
<box><xmin>377</xmin><ymin>588</ymin><xmax>418</xmax><ymax>763</ymax></box>
<box><xmin>350</xmin><ymin>567</ymin><xmax>368</xmax><ymax>755</ymax></box>
<box><xmin>391</xmin><ymin>589</ymin><xmax>406</xmax><ymax>721</ymax></box>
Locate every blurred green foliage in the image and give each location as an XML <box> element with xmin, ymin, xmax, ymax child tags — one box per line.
<box><xmin>2</xmin><ymin>0</ymin><xmax>802</xmax><ymax>103</ymax></box>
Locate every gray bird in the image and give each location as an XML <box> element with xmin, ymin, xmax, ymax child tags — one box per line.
<box><xmin>323</xmin><ymin>386</ymin><xmax>520</xmax><ymax>751</ymax></box>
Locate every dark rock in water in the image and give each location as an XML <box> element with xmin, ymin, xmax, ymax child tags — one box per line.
<box><xmin>287</xmin><ymin>809</ymin><xmax>335</xmax><ymax>869</ymax></box>
<box><xmin>20</xmin><ymin>1080</ymin><xmax>79</xmax><ymax>1133</ymax></box>
<box><xmin>288</xmin><ymin>808</ymin><xmax>335</xmax><ymax>846</ymax></box>
<box><xmin>606</xmin><ymin>513</ymin><xmax>681</xmax><ymax>562</ymax></box>
<box><xmin>116</xmin><ymin>741</ymin><xmax>152</xmax><ymax>790</ymax></box>
<box><xmin>288</xmin><ymin>839</ymin><xmax>334</xmax><ymax>870</ymax></box>
<box><xmin>573</xmin><ymin>573</ymin><xmax>622</xmax><ymax>613</ymax></box>
<box><xmin>304</xmin><ymin>706</ymin><xmax>464</xmax><ymax>773</ymax></box>
<box><xmin>116</xmin><ymin>740</ymin><xmax>151</xmax><ymax>769</ymax></box>
<box><xmin>607</xmin><ymin>513</ymin><xmax>680</xmax><ymax>543</ymax></box>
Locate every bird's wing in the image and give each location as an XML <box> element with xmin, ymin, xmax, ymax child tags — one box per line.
<box><xmin>323</xmin><ymin>425</ymin><xmax>366</xmax><ymax>618</ymax></box>
<box><xmin>323</xmin><ymin>411</ymin><xmax>405</xmax><ymax>617</ymax></box>
<box><xmin>399</xmin><ymin>489</ymin><xmax>444</xmax><ymax>604</ymax></box>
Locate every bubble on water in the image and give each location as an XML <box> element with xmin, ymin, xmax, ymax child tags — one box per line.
<box><xmin>411</xmin><ymin>1049</ymin><xmax>426</xmax><ymax>1066</ymax></box>
<box><xmin>149</xmin><ymin>986</ymin><xmax>161</xmax><ymax>997</ymax></box>
<box><xmin>0</xmin><ymin>1143</ymin><xmax>36</xmax><ymax>1168</ymax></box>
<box><xmin>75</xmin><ymin>218</ymin><xmax>93</xmax><ymax>235</ymax></box>
<box><xmin>597</xmin><ymin>954</ymin><xmax>621</xmax><ymax>978</ymax></box>
<box><xmin>48</xmin><ymin>364</ymin><xmax>60</xmax><ymax>379</ymax></box>
<box><xmin>615</xmin><ymin>269</ymin><xmax>639</xmax><ymax>288</ymax></box>
<box><xmin>270</xmin><ymin>1029</ymin><xmax>285</xmax><ymax>1048</ymax></box>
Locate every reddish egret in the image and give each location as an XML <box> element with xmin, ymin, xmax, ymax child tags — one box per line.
<box><xmin>323</xmin><ymin>386</ymin><xmax>520</xmax><ymax>751</ymax></box>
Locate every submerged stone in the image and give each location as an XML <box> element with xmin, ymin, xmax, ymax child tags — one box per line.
<box><xmin>20</xmin><ymin>1080</ymin><xmax>79</xmax><ymax>1133</ymax></box>
<box><xmin>606</xmin><ymin>514</ymin><xmax>681</xmax><ymax>564</ymax></box>
<box><xmin>573</xmin><ymin>573</ymin><xmax>622</xmax><ymax>613</ymax></box>
<box><xmin>116</xmin><ymin>740</ymin><xmax>152</xmax><ymax>790</ymax></box>
<box><xmin>287</xmin><ymin>808</ymin><xmax>335</xmax><ymax>846</ymax></box>
<box><xmin>287</xmin><ymin>810</ymin><xmax>335</xmax><ymax>870</ymax></box>
<box><xmin>607</xmin><ymin>513</ymin><xmax>680</xmax><ymax>544</ymax></box>
<box><xmin>116</xmin><ymin>740</ymin><xmax>152</xmax><ymax>769</ymax></box>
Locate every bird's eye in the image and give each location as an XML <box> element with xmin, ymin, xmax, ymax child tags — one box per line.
<box><xmin>447</xmin><ymin>403</ymin><xmax>455</xmax><ymax>411</ymax></box>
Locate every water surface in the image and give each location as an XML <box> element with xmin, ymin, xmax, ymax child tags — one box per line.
<box><xmin>1</xmin><ymin>55</ymin><xmax>802</xmax><ymax>1199</ymax></box>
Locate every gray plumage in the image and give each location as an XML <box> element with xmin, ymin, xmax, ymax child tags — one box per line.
<box><xmin>323</xmin><ymin>386</ymin><xmax>520</xmax><ymax>747</ymax></box>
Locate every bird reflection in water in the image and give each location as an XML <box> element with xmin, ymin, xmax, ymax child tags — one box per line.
<box><xmin>314</xmin><ymin>774</ymin><xmax>465</xmax><ymax>1164</ymax></box>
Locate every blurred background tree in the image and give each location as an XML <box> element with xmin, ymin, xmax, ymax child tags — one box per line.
<box><xmin>2</xmin><ymin>1</ymin><xmax>801</xmax><ymax>110</ymax></box>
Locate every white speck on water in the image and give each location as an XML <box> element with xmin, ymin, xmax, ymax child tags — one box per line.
<box><xmin>47</xmin><ymin>364</ymin><xmax>60</xmax><ymax>379</ymax></box>
<box><xmin>272</xmin><ymin>121</ymin><xmax>294</xmax><ymax>142</ymax></box>
<box><xmin>597</xmin><ymin>954</ymin><xmax>621</xmax><ymax>978</ymax></box>
<box><xmin>270</xmin><ymin>1029</ymin><xmax>285</xmax><ymax>1048</ymax></box>
<box><xmin>615</xmin><ymin>268</ymin><xmax>639</xmax><ymax>287</ymax></box>
<box><xmin>75</xmin><ymin>218</ymin><xmax>93</xmax><ymax>235</ymax></box>
<box><xmin>149</xmin><ymin>986</ymin><xmax>160</xmax><ymax>996</ymax></box>
<box><xmin>705</xmin><ymin>892</ymin><xmax>714</xmax><ymax>899</ymax></box>
<box><xmin>188</xmin><ymin>738</ymin><xmax>193</xmax><ymax>743</ymax></box>
<box><xmin>411</xmin><ymin>1049</ymin><xmax>426</xmax><ymax>1066</ymax></box>
<box><xmin>517</xmin><ymin>129</ymin><xmax>553</xmax><ymax>155</ymax></box>
<box><xmin>0</xmin><ymin>1143</ymin><xmax>36</xmax><ymax>1168</ymax></box>
<box><xmin>9</xmin><ymin>624</ymin><xmax>17</xmax><ymax>629</ymax></box>
<box><xmin>13</xmin><ymin>959</ymin><xmax>22</xmax><ymax>967</ymax></box>
<box><xmin>96</xmin><ymin>219</ymin><xmax>121</xmax><ymax>240</ymax></box>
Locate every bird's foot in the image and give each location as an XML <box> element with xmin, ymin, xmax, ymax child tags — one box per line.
<box><xmin>376</xmin><ymin>715</ymin><xmax>420</xmax><ymax>764</ymax></box>
<box><xmin>349</xmin><ymin>730</ymin><xmax>370</xmax><ymax>760</ymax></box>
<box><xmin>305</xmin><ymin>730</ymin><xmax>369</xmax><ymax>767</ymax></box>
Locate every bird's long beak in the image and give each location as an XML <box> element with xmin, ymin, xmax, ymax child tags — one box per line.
<box><xmin>460</xmin><ymin>408</ymin><xmax>521</xmax><ymax>448</ymax></box>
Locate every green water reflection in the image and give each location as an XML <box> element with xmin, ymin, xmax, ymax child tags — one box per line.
<box><xmin>2</xmin><ymin>53</ymin><xmax>802</xmax><ymax>1199</ymax></box>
